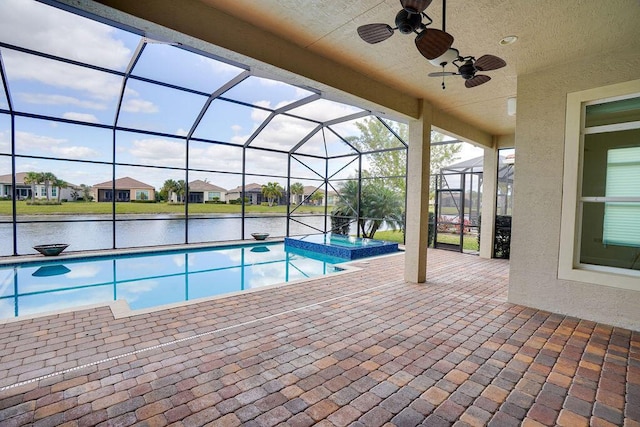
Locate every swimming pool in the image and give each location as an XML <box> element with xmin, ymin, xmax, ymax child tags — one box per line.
<box><xmin>0</xmin><ymin>242</ymin><xmax>345</xmax><ymax>320</ymax></box>
<box><xmin>285</xmin><ymin>233</ymin><xmax>399</xmax><ymax>260</ymax></box>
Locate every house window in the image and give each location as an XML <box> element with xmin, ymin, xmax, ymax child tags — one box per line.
<box><xmin>559</xmin><ymin>80</ymin><xmax>640</xmax><ymax>289</ymax></box>
<box><xmin>51</xmin><ymin>187</ymin><xmax>57</xmax><ymax>197</ymax></box>
<box><xmin>208</xmin><ymin>191</ymin><xmax>219</xmax><ymax>200</ymax></box>
<box><xmin>135</xmin><ymin>190</ymin><xmax>148</xmax><ymax>200</ymax></box>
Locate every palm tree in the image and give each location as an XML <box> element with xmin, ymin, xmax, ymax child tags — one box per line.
<box><xmin>42</xmin><ymin>172</ymin><xmax>56</xmax><ymax>201</ymax></box>
<box><xmin>52</xmin><ymin>178</ymin><xmax>67</xmax><ymax>203</ymax></box>
<box><xmin>290</xmin><ymin>182</ymin><xmax>304</xmax><ymax>205</ymax></box>
<box><xmin>331</xmin><ymin>180</ymin><xmax>359</xmax><ymax>235</ymax></box>
<box><xmin>175</xmin><ymin>180</ymin><xmax>187</xmax><ymax>203</ymax></box>
<box><xmin>332</xmin><ymin>178</ymin><xmax>403</xmax><ymax>239</ymax></box>
<box><xmin>358</xmin><ymin>183</ymin><xmax>403</xmax><ymax>238</ymax></box>
<box><xmin>309</xmin><ymin>190</ymin><xmax>324</xmax><ymax>206</ymax></box>
<box><xmin>261</xmin><ymin>182</ymin><xmax>283</xmax><ymax>207</ymax></box>
<box><xmin>23</xmin><ymin>172</ymin><xmax>40</xmax><ymax>202</ymax></box>
<box><xmin>160</xmin><ymin>179</ymin><xmax>178</xmax><ymax>202</ymax></box>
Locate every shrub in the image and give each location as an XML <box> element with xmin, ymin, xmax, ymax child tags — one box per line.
<box><xmin>330</xmin><ymin>213</ymin><xmax>351</xmax><ymax>235</ymax></box>
<box><xmin>130</xmin><ymin>199</ymin><xmax>156</xmax><ymax>203</ymax></box>
<box><xmin>494</xmin><ymin>215</ymin><xmax>512</xmax><ymax>259</ymax></box>
<box><xmin>26</xmin><ymin>201</ymin><xmax>61</xmax><ymax>206</ymax></box>
<box><xmin>477</xmin><ymin>215</ymin><xmax>511</xmax><ymax>259</ymax></box>
<box><xmin>428</xmin><ymin>211</ymin><xmax>435</xmax><ymax>247</ymax></box>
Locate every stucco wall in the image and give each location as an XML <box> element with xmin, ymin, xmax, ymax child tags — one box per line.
<box><xmin>509</xmin><ymin>52</ymin><xmax>640</xmax><ymax>331</ymax></box>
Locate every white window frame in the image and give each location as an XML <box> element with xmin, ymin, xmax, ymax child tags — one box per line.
<box><xmin>559</xmin><ymin>79</ymin><xmax>640</xmax><ymax>290</ymax></box>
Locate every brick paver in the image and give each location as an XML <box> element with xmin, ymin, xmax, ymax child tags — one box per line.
<box><xmin>1</xmin><ymin>249</ymin><xmax>639</xmax><ymax>426</ymax></box>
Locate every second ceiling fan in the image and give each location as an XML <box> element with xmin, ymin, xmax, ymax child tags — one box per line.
<box><xmin>428</xmin><ymin>51</ymin><xmax>507</xmax><ymax>88</ymax></box>
<box><xmin>357</xmin><ymin>0</ymin><xmax>454</xmax><ymax>60</ymax></box>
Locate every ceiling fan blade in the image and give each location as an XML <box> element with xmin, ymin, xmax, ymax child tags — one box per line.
<box><xmin>428</xmin><ymin>71</ymin><xmax>457</xmax><ymax>77</ymax></box>
<box><xmin>465</xmin><ymin>75</ymin><xmax>491</xmax><ymax>88</ymax></box>
<box><xmin>415</xmin><ymin>28</ymin><xmax>454</xmax><ymax>60</ymax></box>
<box><xmin>357</xmin><ymin>23</ymin><xmax>394</xmax><ymax>44</ymax></box>
<box><xmin>400</xmin><ymin>0</ymin><xmax>433</xmax><ymax>13</ymax></box>
<box><xmin>474</xmin><ymin>55</ymin><xmax>507</xmax><ymax>71</ymax></box>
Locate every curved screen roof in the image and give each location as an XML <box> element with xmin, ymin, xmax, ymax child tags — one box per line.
<box><xmin>0</xmin><ymin>0</ymin><xmax>407</xmax><ymax>157</ymax></box>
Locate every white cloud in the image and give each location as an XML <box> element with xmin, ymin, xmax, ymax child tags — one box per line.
<box><xmin>200</xmin><ymin>56</ymin><xmax>243</xmax><ymax>77</ymax></box>
<box><xmin>121</xmin><ymin>98</ymin><xmax>159</xmax><ymax>113</ymax></box>
<box><xmin>13</xmin><ymin>131</ymin><xmax>98</xmax><ymax>161</ymax></box>
<box><xmin>249</xmin><ymin>116</ymin><xmax>318</xmax><ymax>151</ymax></box>
<box><xmin>4</xmin><ymin>51</ymin><xmax>123</xmax><ymax>101</ymax></box>
<box><xmin>176</xmin><ymin>128</ymin><xmax>189</xmax><ymax>137</ymax></box>
<box><xmin>327</xmin><ymin>120</ymin><xmax>359</xmax><ymax>135</ymax></box>
<box><xmin>127</xmin><ymin>138</ymin><xmax>186</xmax><ymax>166</ymax></box>
<box><xmin>17</xmin><ymin>93</ymin><xmax>108</xmax><ymax>110</ymax></box>
<box><xmin>258</xmin><ymin>78</ymin><xmax>288</xmax><ymax>88</ymax></box>
<box><xmin>0</xmin><ymin>0</ymin><xmax>133</xmax><ymax>70</ymax></box>
<box><xmin>15</xmin><ymin>131</ymin><xmax>66</xmax><ymax>151</ymax></box>
<box><xmin>188</xmin><ymin>143</ymin><xmax>243</xmax><ymax>172</ymax></box>
<box><xmin>231</xmin><ymin>124</ymin><xmax>243</xmax><ymax>133</ymax></box>
<box><xmin>51</xmin><ymin>145</ymin><xmax>100</xmax><ymax>159</ymax></box>
<box><xmin>0</xmin><ymin>130</ymin><xmax>10</xmax><ymax>154</ymax></box>
<box><xmin>288</xmin><ymin>99</ymin><xmax>362</xmax><ymax>123</ymax></box>
<box><xmin>62</xmin><ymin>112</ymin><xmax>100</xmax><ymax>123</ymax></box>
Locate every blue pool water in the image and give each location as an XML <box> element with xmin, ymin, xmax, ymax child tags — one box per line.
<box><xmin>0</xmin><ymin>243</ymin><xmax>345</xmax><ymax>320</ymax></box>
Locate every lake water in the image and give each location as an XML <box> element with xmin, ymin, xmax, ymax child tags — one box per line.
<box><xmin>0</xmin><ymin>215</ymin><xmax>357</xmax><ymax>257</ymax></box>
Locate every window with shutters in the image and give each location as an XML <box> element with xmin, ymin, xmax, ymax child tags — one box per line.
<box><xmin>602</xmin><ymin>147</ymin><xmax>640</xmax><ymax>248</ymax></box>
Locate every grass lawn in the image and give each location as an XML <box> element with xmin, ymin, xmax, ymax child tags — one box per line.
<box><xmin>0</xmin><ymin>200</ymin><xmax>326</xmax><ymax>216</ymax></box>
<box><xmin>437</xmin><ymin>233</ymin><xmax>479</xmax><ymax>251</ymax></box>
<box><xmin>372</xmin><ymin>230</ymin><xmax>405</xmax><ymax>244</ymax></box>
<box><xmin>374</xmin><ymin>229</ymin><xmax>479</xmax><ymax>251</ymax></box>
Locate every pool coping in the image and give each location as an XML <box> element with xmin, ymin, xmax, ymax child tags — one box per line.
<box><xmin>0</xmin><ymin>241</ymin><xmax>404</xmax><ymax>324</ymax></box>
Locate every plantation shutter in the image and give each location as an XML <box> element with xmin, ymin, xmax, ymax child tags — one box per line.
<box><xmin>603</xmin><ymin>146</ymin><xmax>640</xmax><ymax>247</ymax></box>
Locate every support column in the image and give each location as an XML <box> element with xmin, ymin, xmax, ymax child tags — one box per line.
<box><xmin>404</xmin><ymin>101</ymin><xmax>432</xmax><ymax>283</ymax></box>
<box><xmin>479</xmin><ymin>144</ymin><xmax>498</xmax><ymax>258</ymax></box>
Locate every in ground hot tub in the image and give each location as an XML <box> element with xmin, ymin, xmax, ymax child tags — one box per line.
<box><xmin>284</xmin><ymin>233</ymin><xmax>398</xmax><ymax>260</ymax></box>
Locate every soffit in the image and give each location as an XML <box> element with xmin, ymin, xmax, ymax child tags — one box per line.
<box><xmin>200</xmin><ymin>0</ymin><xmax>640</xmax><ymax>136</ymax></box>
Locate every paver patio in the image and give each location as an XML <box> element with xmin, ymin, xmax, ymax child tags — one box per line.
<box><xmin>0</xmin><ymin>249</ymin><xmax>638</xmax><ymax>426</ymax></box>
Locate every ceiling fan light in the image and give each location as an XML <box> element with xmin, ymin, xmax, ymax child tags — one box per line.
<box><xmin>499</xmin><ymin>35</ymin><xmax>518</xmax><ymax>45</ymax></box>
<box><xmin>428</xmin><ymin>48</ymin><xmax>459</xmax><ymax>67</ymax></box>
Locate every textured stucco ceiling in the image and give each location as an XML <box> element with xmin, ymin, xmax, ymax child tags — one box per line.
<box><xmin>198</xmin><ymin>0</ymin><xmax>640</xmax><ymax>136</ymax></box>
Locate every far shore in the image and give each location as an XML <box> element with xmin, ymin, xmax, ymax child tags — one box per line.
<box><xmin>0</xmin><ymin>200</ymin><xmax>327</xmax><ymax>216</ymax></box>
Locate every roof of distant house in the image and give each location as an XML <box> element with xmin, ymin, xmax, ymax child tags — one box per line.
<box><xmin>0</xmin><ymin>172</ymin><xmax>79</xmax><ymax>188</ymax></box>
<box><xmin>227</xmin><ymin>183</ymin><xmax>264</xmax><ymax>193</ymax></box>
<box><xmin>303</xmin><ymin>185</ymin><xmax>324</xmax><ymax>194</ymax></box>
<box><xmin>188</xmin><ymin>180</ymin><xmax>226</xmax><ymax>192</ymax></box>
<box><xmin>92</xmin><ymin>177</ymin><xmax>154</xmax><ymax>189</ymax></box>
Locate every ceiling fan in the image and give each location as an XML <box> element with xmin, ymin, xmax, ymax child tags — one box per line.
<box><xmin>428</xmin><ymin>52</ymin><xmax>506</xmax><ymax>88</ymax></box>
<box><xmin>357</xmin><ymin>0</ymin><xmax>454</xmax><ymax>60</ymax></box>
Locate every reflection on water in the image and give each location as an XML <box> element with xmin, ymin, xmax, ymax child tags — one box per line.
<box><xmin>32</xmin><ymin>265</ymin><xmax>71</xmax><ymax>277</ymax></box>
<box><xmin>0</xmin><ymin>215</ymin><xmax>340</xmax><ymax>256</ymax></box>
<box><xmin>0</xmin><ymin>242</ymin><xmax>342</xmax><ymax>319</ymax></box>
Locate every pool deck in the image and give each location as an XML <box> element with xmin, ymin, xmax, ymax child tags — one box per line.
<box><xmin>1</xmin><ymin>249</ymin><xmax>638</xmax><ymax>426</ymax></box>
